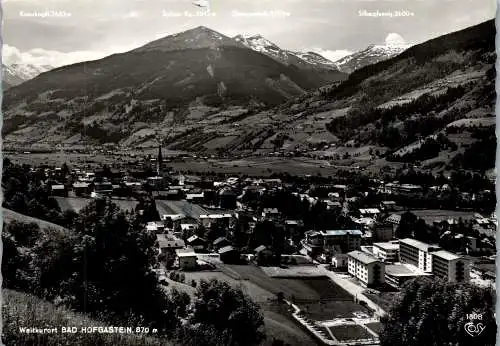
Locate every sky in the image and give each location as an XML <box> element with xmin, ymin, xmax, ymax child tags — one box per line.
<box><xmin>2</xmin><ymin>0</ymin><xmax>496</xmax><ymax>67</ymax></box>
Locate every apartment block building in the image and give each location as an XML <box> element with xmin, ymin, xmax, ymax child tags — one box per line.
<box><xmin>399</xmin><ymin>238</ymin><xmax>439</xmax><ymax>272</ymax></box>
<box><xmin>347</xmin><ymin>250</ymin><xmax>385</xmax><ymax>287</ymax></box>
<box><xmin>302</xmin><ymin>230</ymin><xmax>362</xmax><ymax>257</ymax></box>
<box><xmin>399</xmin><ymin>238</ymin><xmax>470</xmax><ymax>282</ymax></box>
<box><xmin>372</xmin><ymin>242</ymin><xmax>400</xmax><ymax>263</ymax></box>
<box><xmin>431</xmin><ymin>250</ymin><xmax>470</xmax><ymax>283</ymax></box>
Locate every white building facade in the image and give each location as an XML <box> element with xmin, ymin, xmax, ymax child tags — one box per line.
<box><xmin>347</xmin><ymin>250</ymin><xmax>385</xmax><ymax>287</ymax></box>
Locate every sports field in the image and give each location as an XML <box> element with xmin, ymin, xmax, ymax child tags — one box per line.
<box><xmin>225</xmin><ymin>265</ymin><xmax>370</xmax><ymax>321</ymax></box>
<box><xmin>327</xmin><ymin>324</ymin><xmax>375</xmax><ymax>341</ymax></box>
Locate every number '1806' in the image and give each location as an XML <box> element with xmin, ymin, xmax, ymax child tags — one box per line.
<box><xmin>467</xmin><ymin>313</ymin><xmax>483</xmax><ymax>320</ymax></box>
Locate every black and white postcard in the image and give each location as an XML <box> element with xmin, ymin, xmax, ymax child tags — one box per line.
<box><xmin>1</xmin><ymin>0</ymin><xmax>497</xmax><ymax>345</ymax></box>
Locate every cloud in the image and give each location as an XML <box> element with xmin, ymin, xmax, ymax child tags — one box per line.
<box><xmin>2</xmin><ymin>43</ymin><xmax>139</xmax><ymax>67</ymax></box>
<box><xmin>384</xmin><ymin>33</ymin><xmax>406</xmax><ymax>46</ymax></box>
<box><xmin>310</xmin><ymin>48</ymin><xmax>353</xmax><ymax>62</ymax></box>
<box><xmin>2</xmin><ymin>44</ymin><xmax>24</xmax><ymax>64</ymax></box>
<box><xmin>122</xmin><ymin>10</ymin><xmax>140</xmax><ymax>19</ymax></box>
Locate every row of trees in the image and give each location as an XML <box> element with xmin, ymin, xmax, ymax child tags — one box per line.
<box><xmin>450</xmin><ymin>127</ymin><xmax>496</xmax><ymax>172</ymax></box>
<box><xmin>81</xmin><ymin>122</ymin><xmax>128</xmax><ymax>144</ymax></box>
<box><xmin>388</xmin><ymin>133</ymin><xmax>457</xmax><ymax>163</ymax></box>
<box><xmin>326</xmin><ymin>84</ymin><xmax>470</xmax><ymax>146</ymax></box>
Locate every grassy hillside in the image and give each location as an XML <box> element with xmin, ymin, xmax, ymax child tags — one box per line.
<box><xmin>3</xmin><ymin>208</ymin><xmax>68</xmax><ymax>233</ymax></box>
<box><xmin>2</xmin><ymin>289</ymin><xmax>171</xmax><ymax>346</ymax></box>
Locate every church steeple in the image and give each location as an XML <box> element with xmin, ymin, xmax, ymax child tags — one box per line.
<box><xmin>157</xmin><ymin>144</ymin><xmax>163</xmax><ymax>176</ymax></box>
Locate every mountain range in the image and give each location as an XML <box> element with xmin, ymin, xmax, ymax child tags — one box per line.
<box><xmin>1</xmin><ymin>31</ymin><xmax>408</xmax><ymax>93</ymax></box>
<box><xmin>233</xmin><ymin>34</ymin><xmax>338</xmax><ymax>70</ymax></box>
<box><xmin>2</xmin><ymin>63</ymin><xmax>53</xmax><ymax>90</ymax></box>
<box><xmin>2</xmin><ymin>31</ymin><xmax>407</xmax><ymax>92</ymax></box>
<box><xmin>3</xmin><ymin>20</ymin><xmax>496</xmax><ymax>173</ymax></box>
<box><xmin>333</xmin><ymin>43</ymin><xmax>410</xmax><ymax>73</ymax></box>
<box><xmin>2</xmin><ymin>26</ymin><xmax>346</xmax><ymax>146</ymax></box>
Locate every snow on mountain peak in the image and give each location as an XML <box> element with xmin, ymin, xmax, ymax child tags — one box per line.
<box><xmin>233</xmin><ymin>33</ymin><xmax>339</xmax><ymax>71</ymax></box>
<box><xmin>233</xmin><ymin>34</ymin><xmax>280</xmax><ymax>53</ymax></box>
<box><xmin>292</xmin><ymin>51</ymin><xmax>336</xmax><ymax>65</ymax></box>
<box><xmin>334</xmin><ymin>41</ymin><xmax>411</xmax><ymax>73</ymax></box>
<box><xmin>3</xmin><ymin>62</ymin><xmax>54</xmax><ymax>89</ymax></box>
<box><xmin>8</xmin><ymin>63</ymin><xmax>53</xmax><ymax>79</ymax></box>
<box><xmin>2</xmin><ymin>63</ymin><xmax>53</xmax><ymax>84</ymax></box>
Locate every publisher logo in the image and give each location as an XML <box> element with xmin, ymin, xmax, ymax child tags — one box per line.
<box><xmin>464</xmin><ymin>313</ymin><xmax>485</xmax><ymax>337</ymax></box>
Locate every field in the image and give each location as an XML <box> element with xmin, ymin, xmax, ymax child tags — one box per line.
<box><xmin>155</xmin><ymin>200</ymin><xmax>208</xmax><ymax>220</ymax></box>
<box><xmin>6</xmin><ymin>151</ymin><xmax>372</xmax><ymax>177</ymax></box>
<box><xmin>5</xmin><ymin>149</ymin><xmax>187</xmax><ymax>166</ymax></box>
<box><xmin>224</xmin><ymin>265</ymin><xmax>369</xmax><ymax>321</ymax></box>
<box><xmin>5</xmin><ymin>147</ymin><xmax>435</xmax><ymax>178</ymax></box>
<box><xmin>55</xmin><ymin>197</ymin><xmax>139</xmax><ymax>213</ymax></box>
<box><xmin>262</xmin><ymin>309</ymin><xmax>321</xmax><ymax>346</ymax></box>
<box><xmin>182</xmin><ymin>271</ymin><xmax>275</xmax><ymax>304</ymax></box>
<box><xmin>261</xmin><ymin>266</ymin><xmax>321</xmax><ymax>277</ymax></box>
<box><xmin>179</xmin><ymin>266</ymin><xmax>374</xmax><ymax>343</ymax></box>
<box><xmin>395</xmin><ymin>209</ymin><xmax>477</xmax><ymax>224</ymax></box>
<box><xmin>179</xmin><ymin>270</ymin><xmax>318</xmax><ymax>345</ymax></box>
<box><xmin>327</xmin><ymin>324</ymin><xmax>375</xmax><ymax>342</ymax></box>
<box><xmin>169</xmin><ymin>155</ymin><xmax>399</xmax><ymax>177</ymax></box>
<box><xmin>166</xmin><ymin>157</ymin><xmax>346</xmax><ymax>176</ymax></box>
<box><xmin>365</xmin><ymin>322</ymin><xmax>383</xmax><ymax>335</ymax></box>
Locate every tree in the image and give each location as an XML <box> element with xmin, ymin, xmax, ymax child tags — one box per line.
<box><xmin>413</xmin><ymin>219</ymin><xmax>431</xmax><ymax>243</ymax></box>
<box><xmin>135</xmin><ymin>196</ymin><xmax>161</xmax><ymax>223</ymax></box>
<box><xmin>396</xmin><ymin>212</ymin><xmax>417</xmax><ymax>239</ymax></box>
<box><xmin>379</xmin><ymin>277</ymin><xmax>496</xmax><ymax>346</ymax></box>
<box><xmin>170</xmin><ymin>288</ymin><xmax>191</xmax><ymax>319</ymax></box>
<box><xmin>61</xmin><ymin>162</ymin><xmax>70</xmax><ymax>178</ymax></box>
<box><xmin>164</xmin><ymin>251</ymin><xmax>176</xmax><ymax>269</ymax></box>
<box><xmin>61</xmin><ymin>209</ymin><xmax>79</xmax><ymax>229</ymax></box>
<box><xmin>185</xmin><ymin>279</ymin><xmax>265</xmax><ymax>346</ymax></box>
<box><xmin>6</xmin><ymin>221</ymin><xmax>41</xmax><ymax>248</ymax></box>
<box><xmin>2</xmin><ymin>161</ymin><xmax>64</xmax><ymax>225</ymax></box>
<box><xmin>256</xmin><ymin>249</ymin><xmax>275</xmax><ymax>266</ymax></box>
<box><xmin>2</xmin><ymin>231</ymin><xmax>23</xmax><ymax>288</ymax></box>
<box><xmin>33</xmin><ymin>199</ymin><xmax>178</xmax><ymax>335</ymax></box>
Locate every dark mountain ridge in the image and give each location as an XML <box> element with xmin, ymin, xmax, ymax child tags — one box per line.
<box><xmin>4</xmin><ymin>27</ymin><xmax>346</xmax><ymax>107</ymax></box>
<box><xmin>329</xmin><ymin>19</ymin><xmax>495</xmax><ymax>101</ymax></box>
<box><xmin>2</xmin><ymin>26</ymin><xmax>346</xmax><ymax>147</ymax></box>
